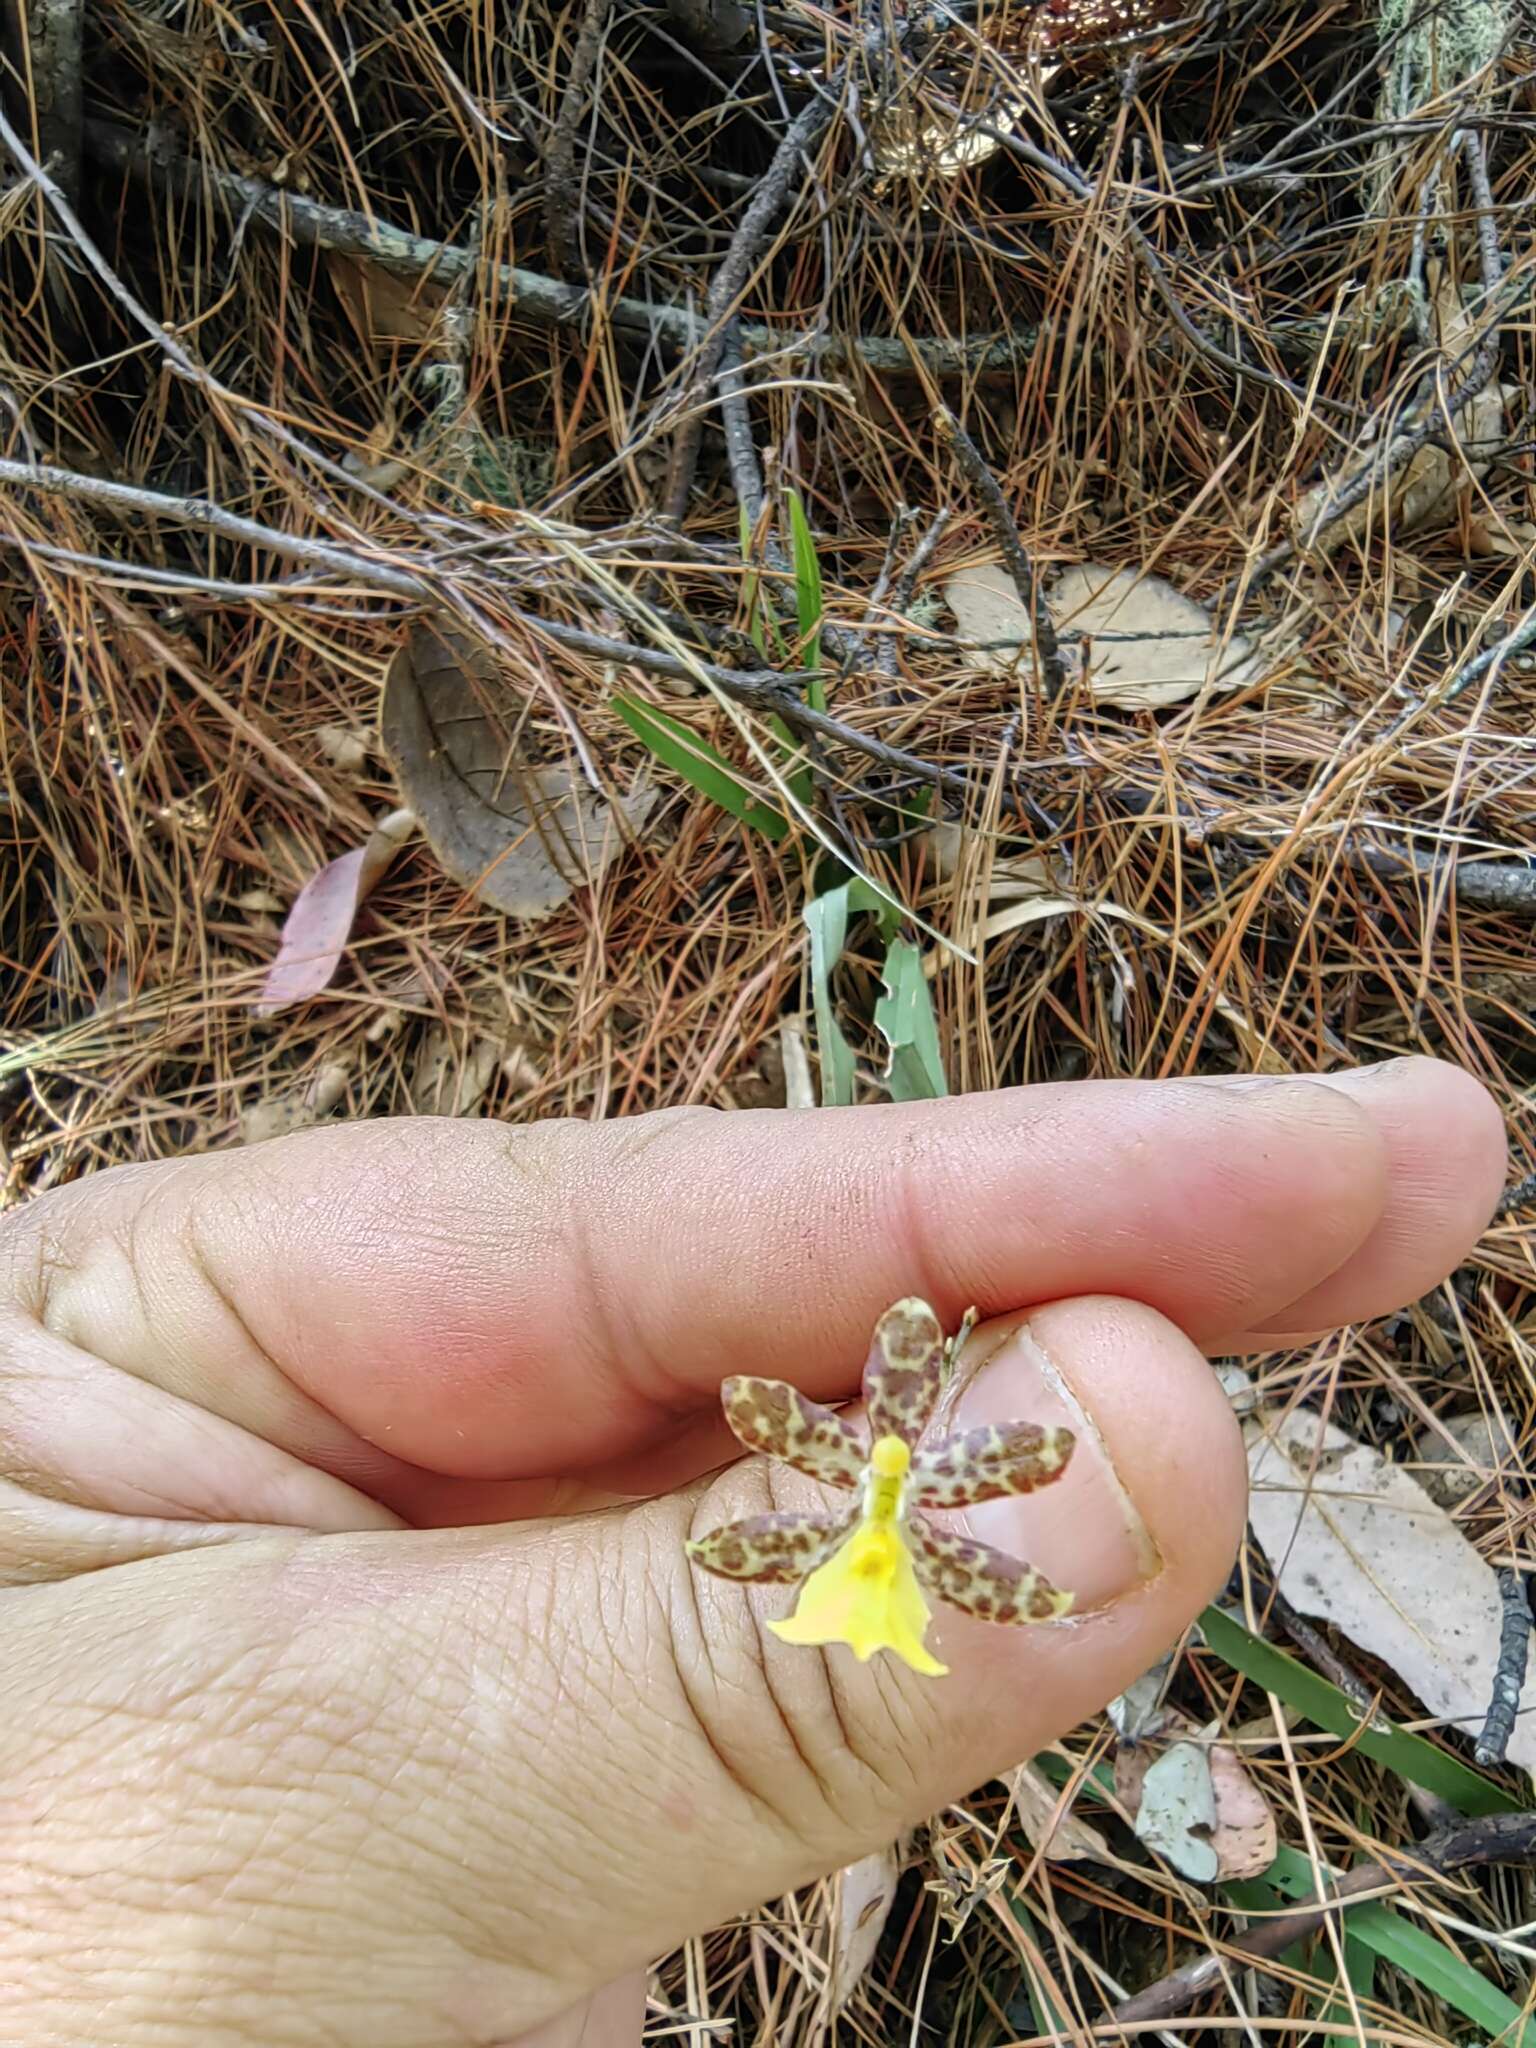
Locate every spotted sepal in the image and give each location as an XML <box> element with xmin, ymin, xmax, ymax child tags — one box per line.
<box><xmin>861</xmin><ymin>1297</ymin><xmax>945</xmax><ymax>1446</ymax></box>
<box><xmin>906</xmin><ymin>1515</ymin><xmax>1073</xmax><ymax>1623</ymax></box>
<box><xmin>720</xmin><ymin>1377</ymin><xmax>864</xmax><ymax>1490</ymax></box>
<box><xmin>686</xmin><ymin>1508</ymin><xmax>855</xmax><ymax>1585</ymax></box>
<box><xmin>911</xmin><ymin>1422</ymin><xmax>1076</xmax><ymax>1509</ymax></box>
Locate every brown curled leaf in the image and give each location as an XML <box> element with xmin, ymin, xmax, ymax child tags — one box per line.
<box><xmin>381</xmin><ymin>618</ymin><xmax>653</xmax><ymax>919</ymax></box>
<box><xmin>255</xmin><ymin>807</ymin><xmax>416</xmax><ymax>1015</ymax></box>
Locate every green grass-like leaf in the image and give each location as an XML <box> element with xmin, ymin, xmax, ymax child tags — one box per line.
<box><xmin>803</xmin><ymin>883</ymin><xmax>861</xmax><ymax>1106</ymax></box>
<box><xmin>1348</xmin><ymin>1900</ymin><xmax>1528</xmax><ymax>2042</ymax></box>
<box><xmin>874</xmin><ymin>935</ymin><xmax>947</xmax><ymax>1099</ymax></box>
<box><xmin>613</xmin><ymin>694</ymin><xmax>788</xmax><ymax>842</ymax></box>
<box><xmin>738</xmin><ymin>501</ymin><xmax>789</xmax><ymax>663</ymax></box>
<box><xmin>1199</xmin><ymin>1605</ymin><xmax>1516</xmax><ymax>1816</ymax></box>
<box><xmin>1042</xmin><ymin>1737</ymin><xmax>1523</xmax><ymax>2039</ymax></box>
<box><xmin>786</xmin><ymin>489</ymin><xmax>826</xmax><ymax>710</ymax></box>
<box><xmin>1259</xmin><ymin>1846</ymin><xmax>1532</xmax><ymax>2044</ymax></box>
<box><xmin>802</xmin><ymin>878</ymin><xmax>895</xmax><ymax>1106</ymax></box>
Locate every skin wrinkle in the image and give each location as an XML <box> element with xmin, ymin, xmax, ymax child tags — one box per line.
<box><xmin>671</xmin><ymin>1488</ymin><xmax>838</xmax><ymax>1847</ymax></box>
<box><xmin>129</xmin><ymin>1551</ymin><xmax>543</xmax><ymax>1976</ymax></box>
<box><xmin>176</xmin><ymin>1178</ymin><xmax>343</xmax><ymax>1455</ymax></box>
<box><xmin>724</xmin><ymin>1452</ymin><xmax>943</xmax><ymax>1843</ymax></box>
<box><xmin>453</xmin><ymin>1525</ymin><xmax>686</xmax><ymax>1936</ymax></box>
<box><xmin>0</xmin><ymin>1311</ymin><xmax>394</xmax><ymax>1533</ymax></box>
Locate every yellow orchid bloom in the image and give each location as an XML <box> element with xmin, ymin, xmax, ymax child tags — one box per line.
<box><xmin>686</xmin><ymin>1299</ymin><xmax>1077</xmax><ymax>1679</ymax></box>
<box><xmin>769</xmin><ymin>1436</ymin><xmax>948</xmax><ymax>1676</ymax></box>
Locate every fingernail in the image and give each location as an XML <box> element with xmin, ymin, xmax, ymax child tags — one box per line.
<box><xmin>937</xmin><ymin>1316</ymin><xmax>1161</xmax><ymax>1612</ymax></box>
<box><xmin>1305</xmin><ymin>1057</ymin><xmax>1409</xmax><ymax>1093</ymax></box>
<box><xmin>1192</xmin><ymin>1058</ymin><xmax>1407</xmax><ymax>1093</ymax></box>
<box><xmin>1189</xmin><ymin>1072</ymin><xmax>1310</xmax><ymax>1090</ymax></box>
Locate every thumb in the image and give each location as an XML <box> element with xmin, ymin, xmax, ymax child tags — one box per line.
<box><xmin>6</xmin><ymin>1298</ymin><xmax>1244</xmax><ymax>2046</ymax></box>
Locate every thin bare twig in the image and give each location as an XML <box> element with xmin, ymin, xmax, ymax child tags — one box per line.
<box><xmin>717</xmin><ymin>325</ymin><xmax>767</xmax><ymax>535</ymax></box>
<box><xmin>0</xmin><ymin>458</ymin><xmax>428</xmax><ymax>597</ymax></box>
<box><xmin>85</xmin><ymin>119</ymin><xmax>1039</xmax><ymax>380</ymax></box>
<box><xmin>934</xmin><ymin>406</ymin><xmax>1064</xmax><ymax>696</ymax></box>
<box><xmin>1109</xmin><ymin>777</ymin><xmax>1536</xmax><ymax>919</ymax></box>
<box><xmin>660</xmin><ymin>38</ymin><xmax>872</xmax><ymax>520</ymax></box>
<box><xmin>544</xmin><ymin>0</ymin><xmax>614</xmax><ymax>280</ymax></box>
<box><xmin>0</xmin><ymin>458</ymin><xmax>963</xmax><ymax>799</ymax></box>
<box><xmin>1219</xmin><ymin>130</ymin><xmax>1511</xmax><ymax>616</ymax></box>
<box><xmin>875</xmin><ymin>510</ymin><xmax>950</xmax><ymax>683</ymax></box>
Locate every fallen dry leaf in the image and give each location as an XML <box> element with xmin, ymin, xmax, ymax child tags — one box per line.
<box><xmin>232</xmin><ymin>886</ymin><xmax>285</xmax><ymax>915</ymax></box>
<box><xmin>1411</xmin><ymin>1409</ymin><xmax>1507</xmax><ymax>1509</ymax></box>
<box><xmin>315</xmin><ymin>722</ymin><xmax>370</xmax><ymax>773</ymax></box>
<box><xmin>871</xmin><ymin>93</ymin><xmax>1023</xmax><ymax>180</ymax></box>
<box><xmin>1008</xmin><ymin>1758</ymin><xmax>1112</xmax><ymax>1864</ymax></box>
<box><xmin>1107</xmin><ymin>1656</ymin><xmax>1176</xmax><ymax>1744</ymax></box>
<box><xmin>1293</xmin><ymin>384</ymin><xmax>1513</xmax><ymax>552</ymax></box>
<box><xmin>945</xmin><ymin>560</ymin><xmax>1265</xmax><ymax>709</ymax></box>
<box><xmin>1246</xmin><ymin>1405</ymin><xmax>1536</xmax><ymax>1769</ymax></box>
<box><xmin>1466</xmin><ymin>514</ymin><xmax>1536</xmax><ymax>560</ymax></box>
<box><xmin>241</xmin><ymin>1058</ymin><xmax>352</xmax><ymax>1144</ymax></box>
<box><xmin>927</xmin><ymin>817</ymin><xmax>1065</xmax><ymax>903</ymax></box>
<box><xmin>1129</xmin><ymin>1741</ymin><xmax>1218</xmax><ymax>1882</ymax></box>
<box><xmin>827</xmin><ymin>1840</ymin><xmax>905</xmax><ymax>2012</ymax></box>
<box><xmin>405</xmin><ymin>990</ymin><xmax>538</xmax><ymax>1117</ymax></box>
<box><xmin>1205</xmin><ymin>1739</ymin><xmax>1278</xmax><ymax>1879</ymax></box>
<box><xmin>381</xmin><ymin>620</ymin><xmax>653</xmax><ymax>919</ymax></box>
<box><xmin>1114</xmin><ymin>1710</ymin><xmax>1276</xmax><ymax>1882</ymax></box>
<box><xmin>327</xmin><ymin>250</ymin><xmax>449</xmax><ymax>347</ymax></box>
<box><xmin>779</xmin><ymin>1016</ymin><xmax>816</xmax><ymax>1111</ymax></box>
<box><xmin>255</xmin><ymin>807</ymin><xmax>416</xmax><ymax>1015</ymax></box>
<box><xmin>406</xmin><ymin>1026</ymin><xmax>504</xmax><ymax>1118</ymax></box>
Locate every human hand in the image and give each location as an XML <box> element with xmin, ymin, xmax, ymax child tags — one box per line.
<box><xmin>0</xmin><ymin>1061</ymin><xmax>1505</xmax><ymax>2046</ymax></box>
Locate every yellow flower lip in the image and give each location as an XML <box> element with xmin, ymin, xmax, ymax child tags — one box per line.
<box><xmin>768</xmin><ymin>1521</ymin><xmax>947</xmax><ymax>1677</ymax></box>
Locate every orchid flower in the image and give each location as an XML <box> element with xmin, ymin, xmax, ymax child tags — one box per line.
<box><xmin>686</xmin><ymin>1297</ymin><xmax>1076</xmax><ymax>1677</ymax></box>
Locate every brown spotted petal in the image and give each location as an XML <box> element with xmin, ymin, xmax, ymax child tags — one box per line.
<box><xmin>686</xmin><ymin>1508</ymin><xmax>855</xmax><ymax>1585</ymax></box>
<box><xmin>861</xmin><ymin>1297</ymin><xmax>945</xmax><ymax>1446</ymax></box>
<box><xmin>906</xmin><ymin>1513</ymin><xmax>1073</xmax><ymax>1623</ymax></box>
<box><xmin>720</xmin><ymin>1376</ymin><xmax>865</xmax><ymax>1488</ymax></box>
<box><xmin>910</xmin><ymin>1421</ymin><xmax>1076</xmax><ymax>1509</ymax></box>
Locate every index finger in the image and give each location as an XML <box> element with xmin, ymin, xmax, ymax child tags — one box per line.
<box><xmin>5</xmin><ymin>1077</ymin><xmax>1398</xmax><ymax>1493</ymax></box>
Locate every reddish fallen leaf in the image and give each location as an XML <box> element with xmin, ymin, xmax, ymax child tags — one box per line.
<box><xmin>1205</xmin><ymin>1738</ymin><xmax>1278</xmax><ymax>1878</ymax></box>
<box><xmin>1114</xmin><ymin>1709</ymin><xmax>1277</xmax><ymax>1881</ymax></box>
<box><xmin>255</xmin><ymin>808</ymin><xmax>415</xmax><ymax>1015</ymax></box>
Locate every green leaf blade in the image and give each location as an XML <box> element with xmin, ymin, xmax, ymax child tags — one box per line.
<box><xmin>1200</xmin><ymin>1605</ymin><xmax>1517</xmax><ymax>1816</ymax></box>
<box><xmin>803</xmin><ymin>883</ymin><xmax>859</xmax><ymax>1106</ymax></box>
<box><xmin>613</xmin><ymin>694</ymin><xmax>788</xmax><ymax>842</ymax></box>
<box><xmin>874</xmin><ymin>935</ymin><xmax>948</xmax><ymax>1100</ymax></box>
<box><xmin>786</xmin><ymin>489</ymin><xmax>826</xmax><ymax>709</ymax></box>
<box><xmin>1346</xmin><ymin>1902</ymin><xmax>1529</xmax><ymax>2043</ymax></box>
